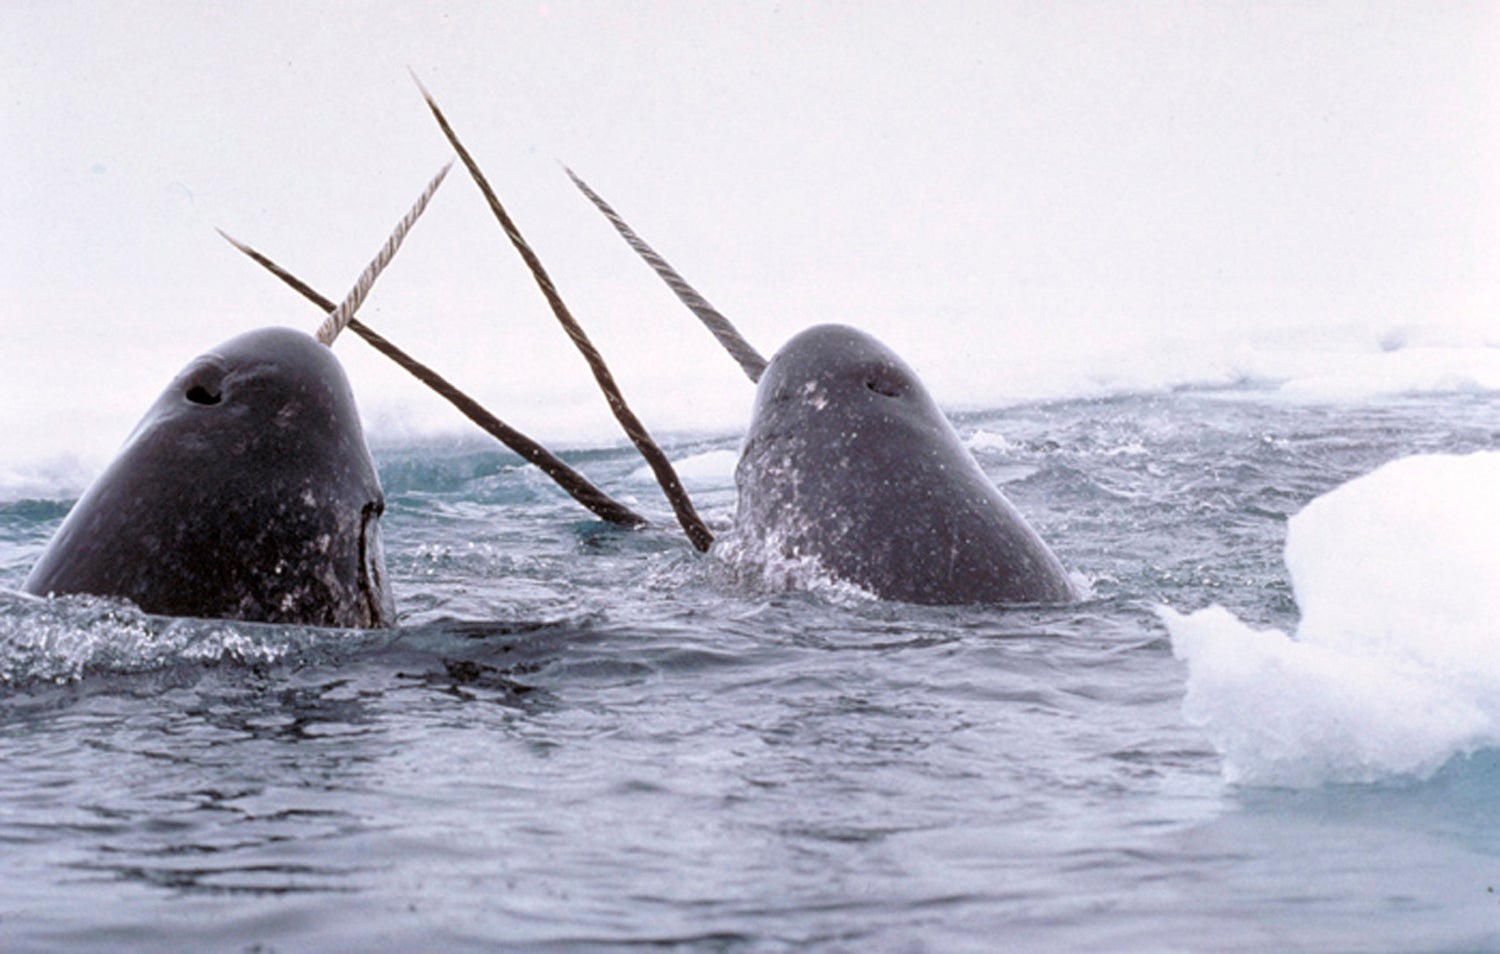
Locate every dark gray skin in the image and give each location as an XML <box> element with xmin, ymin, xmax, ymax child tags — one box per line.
<box><xmin>24</xmin><ymin>327</ymin><xmax>395</xmax><ymax>628</ymax></box>
<box><xmin>735</xmin><ymin>324</ymin><xmax>1077</xmax><ymax>605</ymax></box>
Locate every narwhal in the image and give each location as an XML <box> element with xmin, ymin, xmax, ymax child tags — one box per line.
<box><xmin>561</xmin><ymin>171</ymin><xmax>1078</xmax><ymax>605</ymax></box>
<box><xmin>23</xmin><ymin>165</ymin><xmax>455</xmax><ymax>626</ymax></box>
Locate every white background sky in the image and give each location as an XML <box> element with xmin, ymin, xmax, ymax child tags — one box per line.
<box><xmin>4</xmin><ymin>2</ymin><xmax>1499</xmax><ymax>466</ymax></box>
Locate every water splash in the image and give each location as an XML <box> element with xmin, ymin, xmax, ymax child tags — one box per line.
<box><xmin>0</xmin><ymin>591</ymin><xmax>357</xmax><ymax>687</ymax></box>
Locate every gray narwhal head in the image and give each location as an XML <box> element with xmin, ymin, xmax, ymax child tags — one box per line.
<box><xmin>25</xmin><ymin>326</ymin><xmax>395</xmax><ymax>628</ymax></box>
<box><xmin>736</xmin><ymin>323</ymin><xmax>1076</xmax><ymax>605</ymax></box>
<box><xmin>563</xmin><ymin>172</ymin><xmax>1075</xmax><ymax>604</ymax></box>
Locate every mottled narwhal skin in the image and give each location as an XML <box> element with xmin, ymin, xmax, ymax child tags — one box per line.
<box><xmin>736</xmin><ymin>324</ymin><xmax>1077</xmax><ymax>605</ymax></box>
<box><xmin>24</xmin><ymin>327</ymin><xmax>395</xmax><ymax>628</ymax></box>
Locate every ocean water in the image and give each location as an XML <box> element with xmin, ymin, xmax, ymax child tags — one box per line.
<box><xmin>1</xmin><ymin>386</ymin><xmax>1498</xmax><ymax>951</ymax></box>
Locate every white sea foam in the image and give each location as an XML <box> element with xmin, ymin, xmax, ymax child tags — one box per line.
<box><xmin>0</xmin><ymin>591</ymin><xmax>334</xmax><ymax>685</ymax></box>
<box><xmin>1161</xmin><ymin>451</ymin><xmax>1500</xmax><ymax>787</ymax></box>
<box><xmin>0</xmin><ymin>459</ymin><xmax>96</xmax><ymax>503</ymax></box>
<box><xmin>965</xmin><ymin>430</ymin><xmax>1017</xmax><ymax>454</ymax></box>
<box><xmin>711</xmin><ymin>525</ymin><xmax>879</xmax><ymax>606</ymax></box>
<box><xmin>630</xmin><ymin>449</ymin><xmax>739</xmax><ymax>488</ymax></box>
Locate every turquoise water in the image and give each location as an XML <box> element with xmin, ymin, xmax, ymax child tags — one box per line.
<box><xmin>1</xmin><ymin>390</ymin><xmax>1497</xmax><ymax>951</ymax></box>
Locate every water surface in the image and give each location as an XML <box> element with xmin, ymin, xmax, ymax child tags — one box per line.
<box><xmin>2</xmin><ymin>389</ymin><xmax>1497</xmax><ymax>951</ymax></box>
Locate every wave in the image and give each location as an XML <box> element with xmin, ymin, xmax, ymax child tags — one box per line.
<box><xmin>0</xmin><ymin>588</ymin><xmax>592</xmax><ymax>692</ymax></box>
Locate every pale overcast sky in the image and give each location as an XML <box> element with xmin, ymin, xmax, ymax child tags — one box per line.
<box><xmin>4</xmin><ymin>2</ymin><xmax>1499</xmax><ymax>459</ymax></box>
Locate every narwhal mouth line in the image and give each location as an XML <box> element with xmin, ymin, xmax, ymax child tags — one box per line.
<box><xmin>356</xmin><ymin>498</ymin><xmax>389</xmax><ymax>629</ymax></box>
